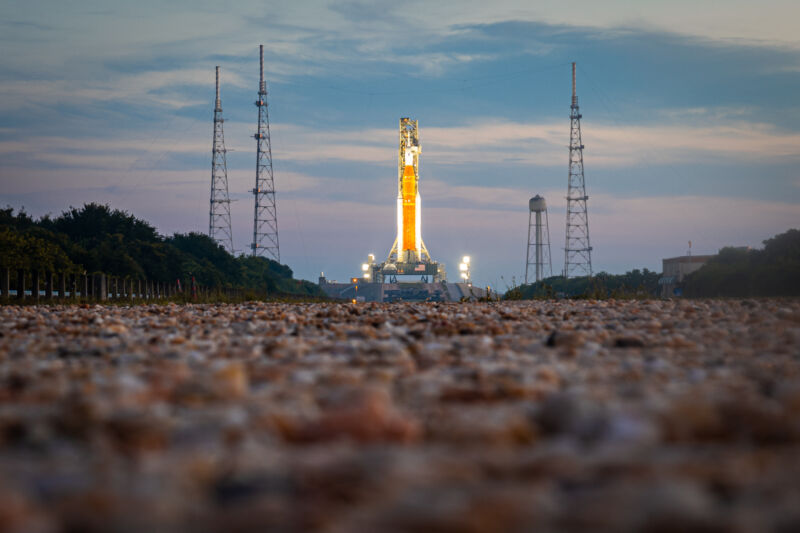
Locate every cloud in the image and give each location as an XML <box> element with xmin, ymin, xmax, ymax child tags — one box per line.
<box><xmin>0</xmin><ymin>68</ymin><xmax>247</xmax><ymax>113</ymax></box>
<box><xmin>2</xmin><ymin>1</ymin><xmax>799</xmax><ymax>285</ymax></box>
<box><xmin>270</xmin><ymin>117</ymin><xmax>800</xmax><ymax>169</ymax></box>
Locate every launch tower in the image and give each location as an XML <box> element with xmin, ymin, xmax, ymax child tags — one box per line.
<box><xmin>563</xmin><ymin>62</ymin><xmax>593</xmax><ymax>277</ymax></box>
<box><xmin>369</xmin><ymin>118</ymin><xmax>444</xmax><ymax>283</ymax></box>
<box><xmin>251</xmin><ymin>44</ymin><xmax>280</xmax><ymax>261</ymax></box>
<box><xmin>208</xmin><ymin>66</ymin><xmax>234</xmax><ymax>253</ymax></box>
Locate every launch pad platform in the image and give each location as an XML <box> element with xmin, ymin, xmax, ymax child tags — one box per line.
<box><xmin>317</xmin><ymin>280</ymin><xmax>486</xmax><ymax>303</ymax></box>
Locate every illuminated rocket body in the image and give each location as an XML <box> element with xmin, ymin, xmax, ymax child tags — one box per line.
<box><xmin>394</xmin><ymin>118</ymin><xmax>426</xmax><ymax>263</ymax></box>
<box><xmin>371</xmin><ymin>117</ymin><xmax>444</xmax><ymax>283</ymax></box>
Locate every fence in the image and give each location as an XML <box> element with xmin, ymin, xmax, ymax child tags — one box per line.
<box><xmin>0</xmin><ymin>268</ymin><xmax>246</xmax><ymax>304</ymax></box>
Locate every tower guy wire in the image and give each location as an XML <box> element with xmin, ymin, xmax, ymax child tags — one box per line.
<box><xmin>251</xmin><ymin>44</ymin><xmax>280</xmax><ymax>262</ymax></box>
<box><xmin>209</xmin><ymin>66</ymin><xmax>234</xmax><ymax>254</ymax></box>
<box><xmin>563</xmin><ymin>62</ymin><xmax>593</xmax><ymax>278</ymax></box>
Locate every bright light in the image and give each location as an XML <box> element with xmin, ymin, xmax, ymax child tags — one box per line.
<box><xmin>459</xmin><ymin>263</ymin><xmax>468</xmax><ymax>272</ymax></box>
<box><xmin>462</xmin><ymin>256</ymin><xmax>470</xmax><ymax>264</ymax></box>
<box><xmin>361</xmin><ymin>263</ymin><xmax>369</xmax><ymax>271</ymax></box>
<box><xmin>460</xmin><ymin>272</ymin><xmax>468</xmax><ymax>279</ymax></box>
<box><xmin>364</xmin><ymin>272</ymin><xmax>371</xmax><ymax>279</ymax></box>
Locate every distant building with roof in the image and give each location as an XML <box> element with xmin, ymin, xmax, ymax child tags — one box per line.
<box><xmin>659</xmin><ymin>255</ymin><xmax>715</xmax><ymax>297</ymax></box>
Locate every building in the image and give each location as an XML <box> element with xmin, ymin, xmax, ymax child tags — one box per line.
<box><xmin>659</xmin><ymin>255</ymin><xmax>715</xmax><ymax>297</ymax></box>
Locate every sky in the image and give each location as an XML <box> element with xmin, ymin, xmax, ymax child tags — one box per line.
<box><xmin>1</xmin><ymin>0</ymin><xmax>799</xmax><ymax>290</ymax></box>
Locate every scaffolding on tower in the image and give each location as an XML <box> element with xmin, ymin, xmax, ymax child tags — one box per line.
<box><xmin>251</xmin><ymin>44</ymin><xmax>280</xmax><ymax>262</ymax></box>
<box><xmin>209</xmin><ymin>66</ymin><xmax>234</xmax><ymax>254</ymax></box>
<box><xmin>563</xmin><ymin>62</ymin><xmax>593</xmax><ymax>278</ymax></box>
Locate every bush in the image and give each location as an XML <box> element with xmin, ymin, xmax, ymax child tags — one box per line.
<box><xmin>0</xmin><ymin>204</ymin><xmax>324</xmax><ymax>298</ymax></box>
<box><xmin>683</xmin><ymin>229</ymin><xmax>800</xmax><ymax>297</ymax></box>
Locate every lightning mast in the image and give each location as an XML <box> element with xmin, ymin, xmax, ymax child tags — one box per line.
<box><xmin>251</xmin><ymin>44</ymin><xmax>280</xmax><ymax>261</ymax></box>
<box><xmin>563</xmin><ymin>62</ymin><xmax>593</xmax><ymax>278</ymax></box>
<box><xmin>209</xmin><ymin>66</ymin><xmax>234</xmax><ymax>253</ymax></box>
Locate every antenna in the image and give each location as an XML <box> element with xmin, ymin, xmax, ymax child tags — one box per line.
<box><xmin>251</xmin><ymin>44</ymin><xmax>280</xmax><ymax>261</ymax></box>
<box><xmin>215</xmin><ymin>66</ymin><xmax>221</xmax><ymax>110</ymax></box>
<box><xmin>572</xmin><ymin>62</ymin><xmax>577</xmax><ymax>107</ymax></box>
<box><xmin>208</xmin><ymin>66</ymin><xmax>234</xmax><ymax>253</ymax></box>
<box><xmin>259</xmin><ymin>43</ymin><xmax>266</xmax><ymax>93</ymax></box>
<box><xmin>563</xmin><ymin>62</ymin><xmax>593</xmax><ymax>278</ymax></box>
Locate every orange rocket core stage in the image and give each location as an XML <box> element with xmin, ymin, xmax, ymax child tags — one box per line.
<box><xmin>402</xmin><ymin>164</ymin><xmax>417</xmax><ymax>251</ymax></box>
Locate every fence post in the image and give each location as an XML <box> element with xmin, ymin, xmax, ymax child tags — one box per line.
<box><xmin>17</xmin><ymin>269</ymin><xmax>25</xmax><ymax>301</ymax></box>
<box><xmin>92</xmin><ymin>274</ymin><xmax>101</xmax><ymax>301</ymax></box>
<box><xmin>1</xmin><ymin>268</ymin><xmax>8</xmax><ymax>299</ymax></box>
<box><xmin>33</xmin><ymin>270</ymin><xmax>40</xmax><ymax>303</ymax></box>
<box><xmin>45</xmin><ymin>272</ymin><xmax>53</xmax><ymax>300</ymax></box>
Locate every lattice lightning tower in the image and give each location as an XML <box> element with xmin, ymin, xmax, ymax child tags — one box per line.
<box><xmin>563</xmin><ymin>62</ymin><xmax>593</xmax><ymax>278</ymax></box>
<box><xmin>209</xmin><ymin>66</ymin><xmax>234</xmax><ymax>253</ymax></box>
<box><xmin>250</xmin><ymin>44</ymin><xmax>280</xmax><ymax>261</ymax></box>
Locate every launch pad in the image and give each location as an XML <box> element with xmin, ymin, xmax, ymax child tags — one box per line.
<box><xmin>318</xmin><ymin>118</ymin><xmax>484</xmax><ymax>302</ymax></box>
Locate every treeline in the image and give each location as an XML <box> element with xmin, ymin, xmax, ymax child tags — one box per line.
<box><xmin>0</xmin><ymin>203</ymin><xmax>323</xmax><ymax>298</ymax></box>
<box><xmin>682</xmin><ymin>229</ymin><xmax>800</xmax><ymax>297</ymax></box>
<box><xmin>504</xmin><ymin>269</ymin><xmax>661</xmax><ymax>300</ymax></box>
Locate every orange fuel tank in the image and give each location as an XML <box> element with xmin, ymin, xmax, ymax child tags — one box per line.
<box><xmin>402</xmin><ymin>164</ymin><xmax>416</xmax><ymax>251</ymax></box>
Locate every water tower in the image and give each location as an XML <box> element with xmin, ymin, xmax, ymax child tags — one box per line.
<box><xmin>525</xmin><ymin>195</ymin><xmax>552</xmax><ymax>284</ymax></box>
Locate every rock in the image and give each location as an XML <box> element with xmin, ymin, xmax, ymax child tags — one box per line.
<box><xmin>614</xmin><ymin>336</ymin><xmax>646</xmax><ymax>348</ymax></box>
<box><xmin>545</xmin><ymin>330</ymin><xmax>586</xmax><ymax>348</ymax></box>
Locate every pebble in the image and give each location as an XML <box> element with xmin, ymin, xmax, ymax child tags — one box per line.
<box><xmin>0</xmin><ymin>299</ymin><xmax>798</xmax><ymax>531</ymax></box>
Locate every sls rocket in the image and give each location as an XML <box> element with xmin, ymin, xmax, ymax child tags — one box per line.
<box><xmin>396</xmin><ymin>119</ymin><xmax>422</xmax><ymax>263</ymax></box>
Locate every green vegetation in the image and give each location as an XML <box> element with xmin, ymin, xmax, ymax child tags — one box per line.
<box><xmin>0</xmin><ymin>204</ymin><xmax>324</xmax><ymax>298</ymax></box>
<box><xmin>504</xmin><ymin>269</ymin><xmax>660</xmax><ymax>300</ymax></box>
<box><xmin>504</xmin><ymin>229</ymin><xmax>800</xmax><ymax>300</ymax></box>
<box><xmin>682</xmin><ymin>229</ymin><xmax>800</xmax><ymax>297</ymax></box>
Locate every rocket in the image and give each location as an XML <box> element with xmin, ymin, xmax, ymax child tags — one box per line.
<box><xmin>397</xmin><ymin>123</ymin><xmax>422</xmax><ymax>262</ymax></box>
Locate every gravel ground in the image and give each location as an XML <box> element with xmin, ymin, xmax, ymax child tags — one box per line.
<box><xmin>1</xmin><ymin>300</ymin><xmax>800</xmax><ymax>533</ymax></box>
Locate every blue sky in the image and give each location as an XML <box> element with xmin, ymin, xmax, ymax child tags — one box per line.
<box><xmin>1</xmin><ymin>0</ymin><xmax>799</xmax><ymax>289</ymax></box>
